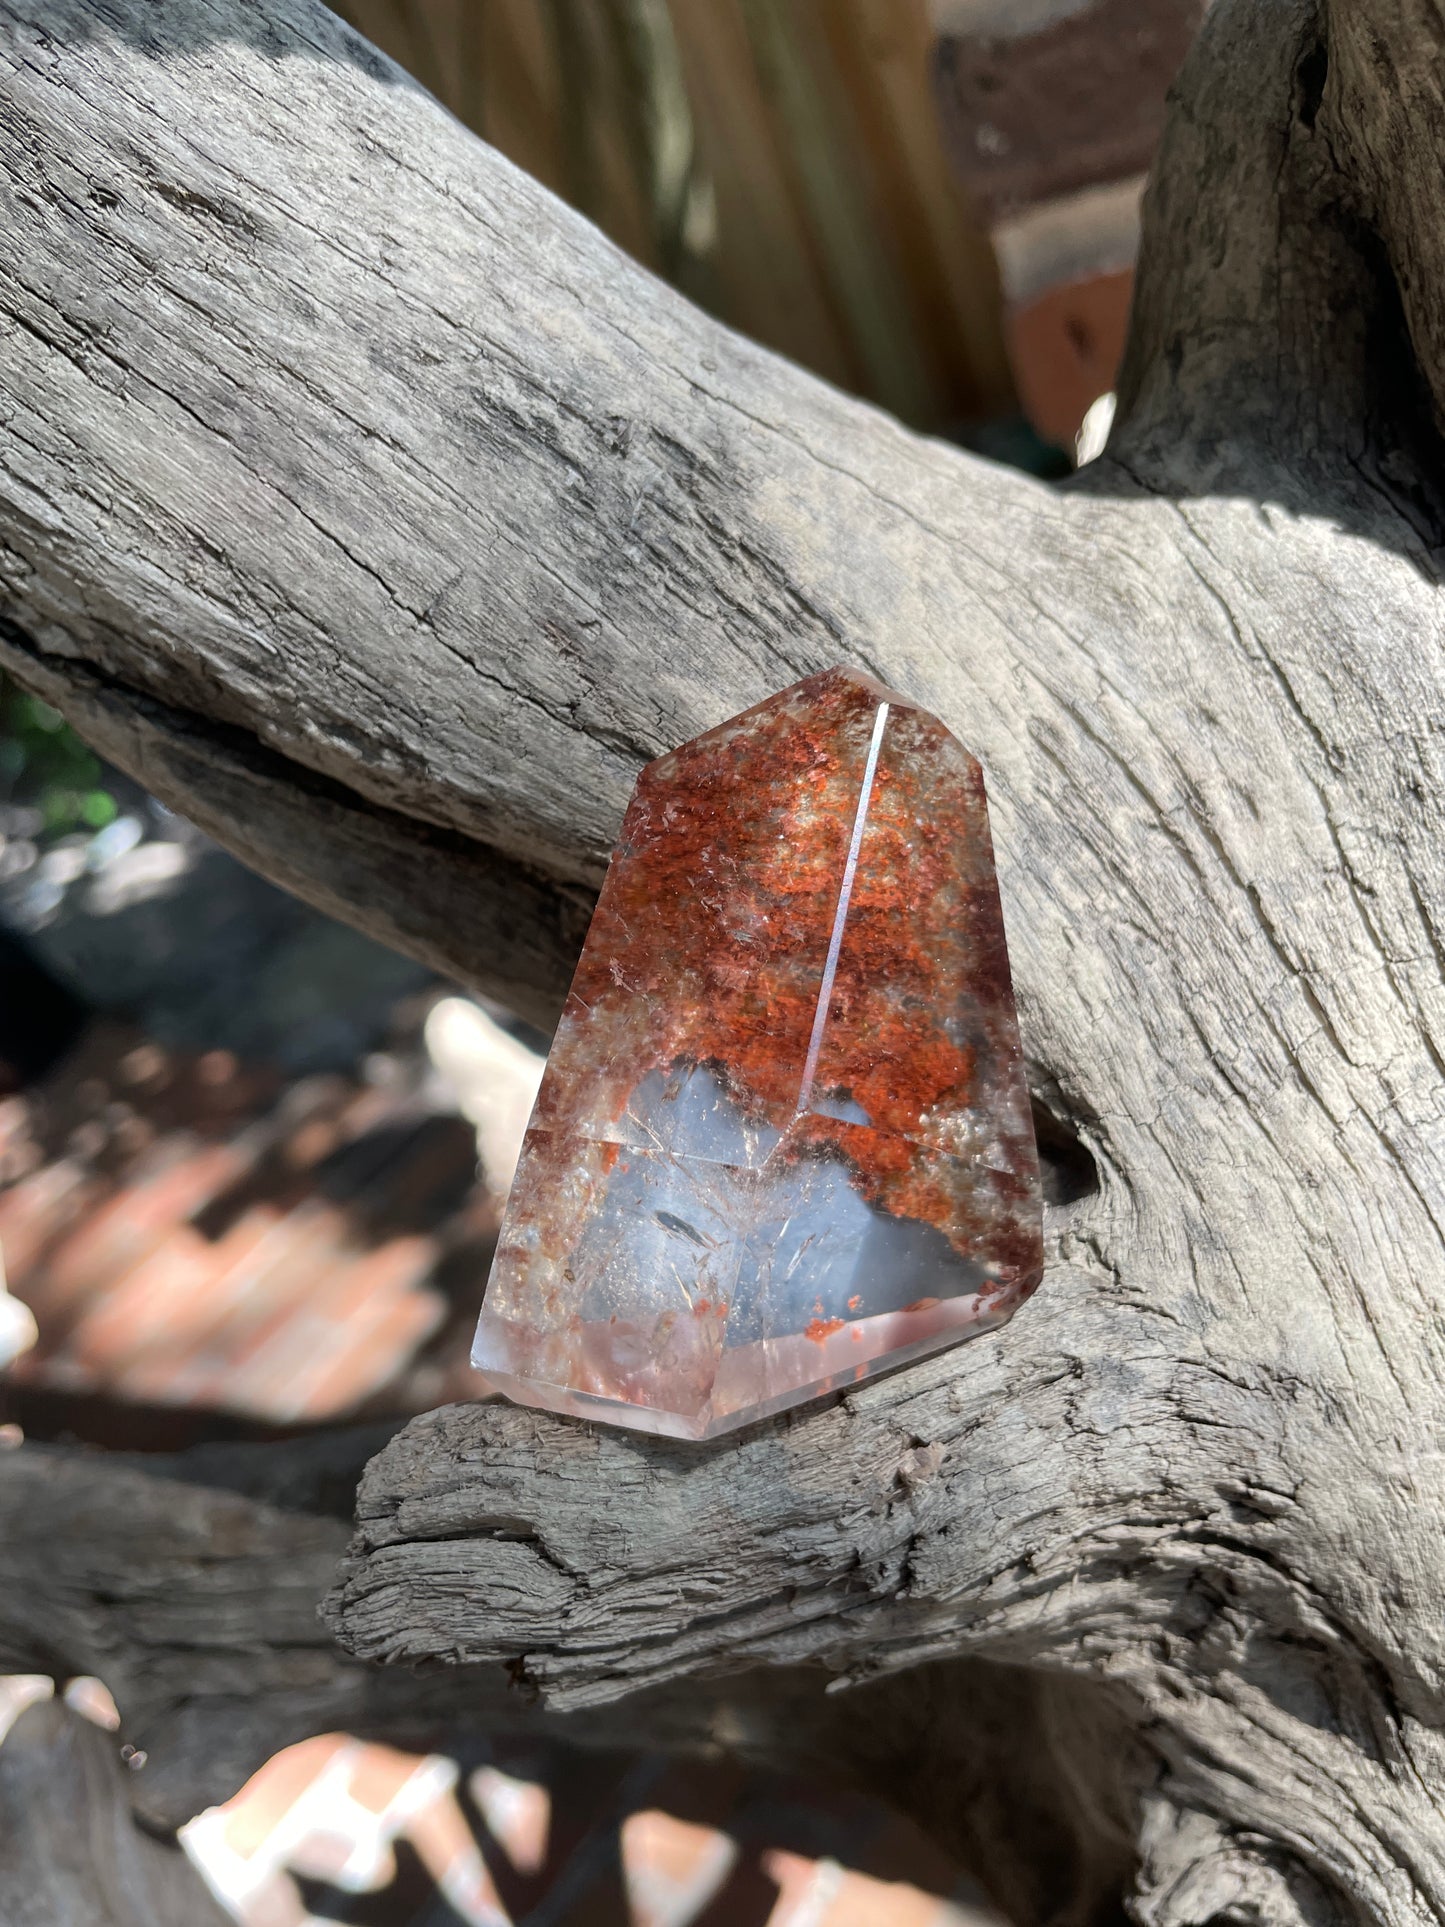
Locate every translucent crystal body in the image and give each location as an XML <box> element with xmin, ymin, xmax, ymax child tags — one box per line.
<box><xmin>472</xmin><ymin>667</ymin><xmax>1043</xmax><ymax>1439</ymax></box>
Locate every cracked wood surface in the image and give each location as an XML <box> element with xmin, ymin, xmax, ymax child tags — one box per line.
<box><xmin>2</xmin><ymin>1</ymin><xmax>1445</xmax><ymax>1925</ymax></box>
<box><xmin>0</xmin><ymin>1433</ymin><xmax>1144</xmax><ymax>1926</ymax></box>
<box><xmin>0</xmin><ymin>1427</ymin><xmax>835</xmax><ymax>1829</ymax></box>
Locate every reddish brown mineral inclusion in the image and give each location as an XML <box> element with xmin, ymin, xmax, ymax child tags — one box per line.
<box><xmin>472</xmin><ymin>667</ymin><xmax>1043</xmax><ymax>1438</ymax></box>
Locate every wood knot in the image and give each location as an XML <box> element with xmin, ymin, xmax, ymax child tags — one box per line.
<box><xmin>896</xmin><ymin>1442</ymin><xmax>946</xmax><ymax>1489</ymax></box>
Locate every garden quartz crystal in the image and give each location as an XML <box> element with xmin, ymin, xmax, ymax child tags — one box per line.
<box><xmin>471</xmin><ymin>668</ymin><xmax>1043</xmax><ymax>1438</ymax></box>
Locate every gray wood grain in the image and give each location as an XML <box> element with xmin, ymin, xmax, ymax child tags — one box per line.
<box><xmin>2</xmin><ymin>0</ymin><xmax>1444</xmax><ymax>1922</ymax></box>
<box><xmin>0</xmin><ymin>1433</ymin><xmax>1145</xmax><ymax>1925</ymax></box>
<box><xmin>0</xmin><ymin>1699</ymin><xmax>233</xmax><ymax>1927</ymax></box>
<box><xmin>0</xmin><ymin>1430</ymin><xmax>742</xmax><ymax>1828</ymax></box>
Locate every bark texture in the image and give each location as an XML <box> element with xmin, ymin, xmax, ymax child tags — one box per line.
<box><xmin>2</xmin><ymin>2</ymin><xmax>1445</xmax><ymax>1926</ymax></box>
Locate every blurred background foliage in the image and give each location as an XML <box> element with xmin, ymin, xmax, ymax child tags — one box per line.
<box><xmin>0</xmin><ymin>676</ymin><xmax>118</xmax><ymax>843</ymax></box>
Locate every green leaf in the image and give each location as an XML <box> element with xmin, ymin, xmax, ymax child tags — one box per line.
<box><xmin>81</xmin><ymin>790</ymin><xmax>119</xmax><ymax>829</ymax></box>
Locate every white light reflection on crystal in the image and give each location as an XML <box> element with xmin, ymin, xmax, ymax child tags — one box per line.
<box><xmin>796</xmin><ymin>700</ymin><xmax>889</xmax><ymax>1118</ymax></box>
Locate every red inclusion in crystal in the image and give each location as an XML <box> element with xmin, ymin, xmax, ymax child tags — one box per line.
<box><xmin>531</xmin><ymin>670</ymin><xmax>1037</xmax><ymax>1269</ymax></box>
<box><xmin>474</xmin><ymin>666</ymin><xmax>1044</xmax><ymax>1440</ymax></box>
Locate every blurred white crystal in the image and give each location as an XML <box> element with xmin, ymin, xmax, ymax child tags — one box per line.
<box><xmin>424</xmin><ymin>998</ymin><xmax>545</xmax><ymax>1197</ymax></box>
<box><xmin>0</xmin><ymin>1242</ymin><xmax>37</xmax><ymax>1371</ymax></box>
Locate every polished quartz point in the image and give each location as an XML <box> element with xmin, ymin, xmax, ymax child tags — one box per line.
<box><xmin>472</xmin><ymin>667</ymin><xmax>1043</xmax><ymax>1439</ymax></box>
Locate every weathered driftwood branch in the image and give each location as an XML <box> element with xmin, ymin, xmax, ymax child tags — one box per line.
<box><xmin>0</xmin><ymin>1432</ymin><xmax>1143</xmax><ymax>1927</ymax></box>
<box><xmin>0</xmin><ymin>1695</ymin><xmax>234</xmax><ymax>1926</ymax></box>
<box><xmin>3</xmin><ymin>1</ymin><xmax>1445</xmax><ymax>1924</ymax></box>
<box><xmin>0</xmin><ymin>1429</ymin><xmax>820</xmax><ymax>1832</ymax></box>
<box><xmin>0</xmin><ymin>1427</ymin><xmax>423</xmax><ymax>1831</ymax></box>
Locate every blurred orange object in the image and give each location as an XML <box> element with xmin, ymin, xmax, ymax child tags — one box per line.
<box><xmin>182</xmin><ymin>1735</ymin><xmax>510</xmax><ymax>1927</ymax></box>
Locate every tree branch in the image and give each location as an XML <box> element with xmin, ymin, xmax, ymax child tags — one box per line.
<box><xmin>3</xmin><ymin>0</ymin><xmax>1445</xmax><ymax>1923</ymax></box>
<box><xmin>0</xmin><ymin>1429</ymin><xmax>785</xmax><ymax>1831</ymax></box>
<box><xmin>0</xmin><ymin>1432</ymin><xmax>1147</xmax><ymax>1926</ymax></box>
<box><xmin>0</xmin><ymin>1698</ymin><xmax>233</xmax><ymax>1926</ymax></box>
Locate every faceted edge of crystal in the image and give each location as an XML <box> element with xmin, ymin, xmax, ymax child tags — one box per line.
<box><xmin>635</xmin><ymin>665</ymin><xmax>932</xmax><ymax>784</ymax></box>
<box><xmin>471</xmin><ymin>1280</ymin><xmax>1031</xmax><ymax>1442</ymax></box>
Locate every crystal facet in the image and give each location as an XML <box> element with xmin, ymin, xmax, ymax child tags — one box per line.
<box><xmin>472</xmin><ymin>667</ymin><xmax>1043</xmax><ymax>1439</ymax></box>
